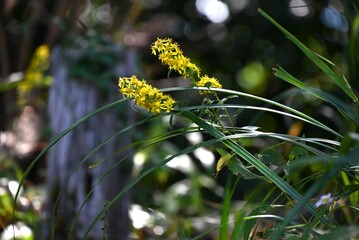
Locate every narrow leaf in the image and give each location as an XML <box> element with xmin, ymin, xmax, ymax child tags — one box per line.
<box><xmin>234</xmin><ymin>108</ymin><xmax>244</xmax><ymax>116</ymax></box>
<box><xmin>215</xmin><ymin>153</ymin><xmax>233</xmax><ymax>177</ymax></box>
<box><xmin>88</xmin><ymin>159</ymin><xmax>105</xmax><ymax>169</ymax></box>
<box><xmin>226</xmin><ymin>157</ymin><xmax>264</xmax><ymax>180</ymax></box>
<box><xmin>259</xmin><ymin>8</ymin><xmax>358</xmax><ymax>102</ymax></box>
<box><xmin>216</xmin><ymin>147</ymin><xmax>229</xmax><ymax>156</ymax></box>
<box><xmin>318</xmin><ymin>226</ymin><xmax>359</xmax><ymax>240</ymax></box>
<box><xmin>274</xmin><ymin>66</ymin><xmax>359</xmax><ymax>126</ymax></box>
<box><xmin>181</xmin><ymin>111</ymin><xmax>329</xmax><ymax>227</ymax></box>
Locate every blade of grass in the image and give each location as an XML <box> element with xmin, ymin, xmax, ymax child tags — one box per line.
<box><xmin>243</xmin><ymin>205</ymin><xmax>272</xmax><ymax>240</ymax></box>
<box><xmin>272</xmin><ymin>157</ymin><xmax>345</xmax><ymax>240</ymax></box>
<box><xmin>219</xmin><ymin>176</ymin><xmax>239</xmax><ymax>239</ymax></box>
<box><xmin>272</xmin><ymin>147</ymin><xmax>359</xmax><ymax>239</ymax></box>
<box><xmin>220</xmin><ymin>176</ymin><xmax>233</xmax><ymax>240</ymax></box>
<box><xmin>181</xmin><ymin>111</ymin><xmax>330</xmax><ymax>227</ymax></box>
<box><xmin>81</xmin><ymin>137</ymin><xmax>220</xmax><ymax>239</ymax></box>
<box><xmin>67</xmin><ymin>126</ymin><xmax>200</xmax><ymax>239</ymax></box>
<box><xmin>162</xmin><ymin>87</ymin><xmax>342</xmax><ymax>138</ymax></box>
<box><xmin>232</xmin><ymin>209</ymin><xmax>245</xmax><ymax>240</ymax></box>
<box><xmin>12</xmin><ymin>98</ymin><xmax>128</xmax><ymax>233</ymax></box>
<box><xmin>274</xmin><ymin>66</ymin><xmax>359</xmax><ymax>126</ymax></box>
<box><xmin>66</xmin><ymin>118</ymin><xmax>186</xmax><ymax>239</ymax></box>
<box><xmin>348</xmin><ymin>13</ymin><xmax>359</xmax><ymax>86</ymax></box>
<box><xmin>182</xmin><ymin>103</ymin><xmax>342</xmax><ymax>139</ymax></box>
<box><xmin>319</xmin><ymin>226</ymin><xmax>359</xmax><ymax>240</ymax></box>
<box><xmin>258</xmin><ymin>8</ymin><xmax>358</xmax><ymax>102</ymax></box>
<box><xmin>192</xmin><ymin>226</ymin><xmax>219</xmax><ymax>240</ymax></box>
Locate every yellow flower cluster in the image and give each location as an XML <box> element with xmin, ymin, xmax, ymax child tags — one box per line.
<box><xmin>151</xmin><ymin>38</ymin><xmax>201</xmax><ymax>78</ymax></box>
<box><xmin>197</xmin><ymin>75</ymin><xmax>222</xmax><ymax>94</ymax></box>
<box><xmin>151</xmin><ymin>38</ymin><xmax>222</xmax><ymax>94</ymax></box>
<box><xmin>119</xmin><ymin>75</ymin><xmax>175</xmax><ymax>114</ymax></box>
<box><xmin>18</xmin><ymin>45</ymin><xmax>52</xmax><ymax>106</ymax></box>
<box><xmin>118</xmin><ymin>38</ymin><xmax>223</xmax><ymax>114</ymax></box>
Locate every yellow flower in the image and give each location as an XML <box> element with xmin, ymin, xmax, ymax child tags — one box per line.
<box><xmin>151</xmin><ymin>38</ymin><xmax>201</xmax><ymax>78</ymax></box>
<box><xmin>18</xmin><ymin>44</ymin><xmax>52</xmax><ymax>106</ymax></box>
<box><xmin>120</xmin><ymin>38</ymin><xmax>224</xmax><ymax>111</ymax></box>
<box><xmin>161</xmin><ymin>97</ymin><xmax>176</xmax><ymax>112</ymax></box>
<box><xmin>196</xmin><ymin>75</ymin><xmax>222</xmax><ymax>94</ymax></box>
<box><xmin>118</xmin><ymin>75</ymin><xmax>176</xmax><ymax>114</ymax></box>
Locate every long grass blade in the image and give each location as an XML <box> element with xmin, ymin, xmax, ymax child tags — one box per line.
<box><xmin>274</xmin><ymin>66</ymin><xmax>359</xmax><ymax>126</ymax></box>
<box><xmin>219</xmin><ymin>176</ymin><xmax>233</xmax><ymax>240</ymax></box>
<box><xmin>67</xmin><ymin>126</ymin><xmax>199</xmax><ymax>239</ymax></box>
<box><xmin>182</xmin><ymin>103</ymin><xmax>342</xmax><ymax>138</ymax></box>
<box><xmin>271</xmin><ymin>149</ymin><xmax>355</xmax><ymax>239</ymax></box>
<box><xmin>181</xmin><ymin>111</ymin><xmax>330</xmax><ymax>227</ymax></box>
<box><xmin>258</xmin><ymin>8</ymin><xmax>358</xmax><ymax>102</ymax></box>
<box><xmin>12</xmin><ymin>98</ymin><xmax>129</xmax><ymax>235</ymax></box>
<box><xmin>81</xmin><ymin>137</ymin><xmax>220</xmax><ymax>239</ymax></box>
<box><xmin>162</xmin><ymin>86</ymin><xmax>342</xmax><ymax>138</ymax></box>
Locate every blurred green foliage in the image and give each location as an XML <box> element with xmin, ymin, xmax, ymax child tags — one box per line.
<box><xmin>0</xmin><ymin>156</ymin><xmax>41</xmax><ymax>239</ymax></box>
<box><xmin>3</xmin><ymin>0</ymin><xmax>359</xmax><ymax>239</ymax></box>
<box><xmin>66</xmin><ymin>31</ymin><xmax>124</xmax><ymax>91</ymax></box>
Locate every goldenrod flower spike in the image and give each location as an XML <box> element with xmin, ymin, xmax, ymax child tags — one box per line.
<box><xmin>118</xmin><ymin>76</ymin><xmax>176</xmax><ymax>114</ymax></box>
<box><xmin>151</xmin><ymin>38</ymin><xmax>223</xmax><ymax>95</ymax></box>
<box><xmin>151</xmin><ymin>38</ymin><xmax>201</xmax><ymax>78</ymax></box>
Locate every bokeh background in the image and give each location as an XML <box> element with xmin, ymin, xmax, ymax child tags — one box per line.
<box><xmin>0</xmin><ymin>0</ymin><xmax>356</xmax><ymax>239</ymax></box>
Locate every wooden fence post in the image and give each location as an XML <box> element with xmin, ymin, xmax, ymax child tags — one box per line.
<box><xmin>43</xmin><ymin>46</ymin><xmax>135</xmax><ymax>240</ymax></box>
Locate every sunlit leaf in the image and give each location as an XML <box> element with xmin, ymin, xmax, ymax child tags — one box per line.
<box><xmin>215</xmin><ymin>153</ymin><xmax>233</xmax><ymax>177</ymax></box>
<box><xmin>259</xmin><ymin>8</ymin><xmax>358</xmax><ymax>102</ymax></box>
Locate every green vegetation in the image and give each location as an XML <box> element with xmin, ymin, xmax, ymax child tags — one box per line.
<box><xmin>2</xmin><ymin>4</ymin><xmax>359</xmax><ymax>240</ymax></box>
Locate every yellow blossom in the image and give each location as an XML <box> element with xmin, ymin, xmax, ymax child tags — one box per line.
<box><xmin>196</xmin><ymin>75</ymin><xmax>222</xmax><ymax>94</ymax></box>
<box><xmin>118</xmin><ymin>76</ymin><xmax>176</xmax><ymax>114</ymax></box>
<box><xmin>18</xmin><ymin>44</ymin><xmax>52</xmax><ymax>106</ymax></box>
<box><xmin>151</xmin><ymin>38</ymin><xmax>201</xmax><ymax>78</ymax></box>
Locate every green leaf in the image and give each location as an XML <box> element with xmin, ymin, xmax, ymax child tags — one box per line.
<box><xmin>204</xmin><ymin>81</ymin><xmax>212</xmax><ymax>88</ymax></box>
<box><xmin>83</xmin><ymin>137</ymin><xmax>220</xmax><ymax>239</ymax></box>
<box><xmin>348</xmin><ymin>13</ymin><xmax>359</xmax><ymax>84</ymax></box>
<box><xmin>337</xmin><ymin>184</ymin><xmax>359</xmax><ymax>198</ymax></box>
<box><xmin>339</xmin><ymin>133</ymin><xmax>359</xmax><ymax>154</ymax></box>
<box><xmin>0</xmin><ymin>75</ymin><xmax>24</xmax><ymax>92</ymax></box>
<box><xmin>273</xmin><ymin>66</ymin><xmax>359</xmax><ymax>126</ymax></box>
<box><xmin>226</xmin><ymin>157</ymin><xmax>264</xmax><ymax>180</ymax></box>
<box><xmin>234</xmin><ymin>108</ymin><xmax>244</xmax><ymax>116</ymax></box>
<box><xmin>318</xmin><ymin>226</ymin><xmax>359</xmax><ymax>240</ymax></box>
<box><xmin>215</xmin><ymin>153</ymin><xmax>233</xmax><ymax>177</ymax></box>
<box><xmin>232</xmin><ymin>210</ymin><xmax>245</xmax><ymax>240</ymax></box>
<box><xmin>88</xmin><ymin>158</ymin><xmax>105</xmax><ymax>169</ymax></box>
<box><xmin>243</xmin><ymin>205</ymin><xmax>271</xmax><ymax>240</ymax></box>
<box><xmin>161</xmin><ymin>86</ymin><xmax>342</xmax><ymax>138</ymax></box>
<box><xmin>181</xmin><ymin>111</ymin><xmax>329</xmax><ymax>227</ymax></box>
<box><xmin>260</xmin><ymin>148</ymin><xmax>287</xmax><ymax>167</ymax></box>
<box><xmin>289</xmin><ymin>145</ymin><xmax>309</xmax><ymax>161</ymax></box>
<box><xmin>216</xmin><ymin>147</ymin><xmax>229</xmax><ymax>156</ymax></box>
<box><xmin>220</xmin><ymin>177</ymin><xmax>233</xmax><ymax>240</ymax></box>
<box><xmin>259</xmin><ymin>8</ymin><xmax>358</xmax><ymax>102</ymax></box>
<box><xmin>218</xmin><ymin>95</ymin><xmax>238</xmax><ymax>104</ymax></box>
